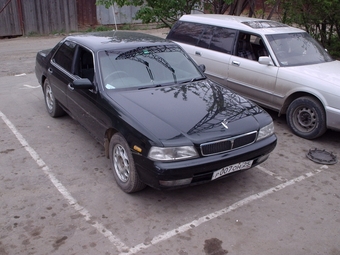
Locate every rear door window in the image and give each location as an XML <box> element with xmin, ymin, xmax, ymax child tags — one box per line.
<box><xmin>209</xmin><ymin>27</ymin><xmax>236</xmax><ymax>54</ymax></box>
<box><xmin>53</xmin><ymin>41</ymin><xmax>77</xmax><ymax>73</ymax></box>
<box><xmin>197</xmin><ymin>28</ymin><xmax>213</xmax><ymax>48</ymax></box>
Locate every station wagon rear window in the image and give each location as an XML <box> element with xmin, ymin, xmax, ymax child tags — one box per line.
<box><xmin>167</xmin><ymin>21</ymin><xmax>236</xmax><ymax>54</ymax></box>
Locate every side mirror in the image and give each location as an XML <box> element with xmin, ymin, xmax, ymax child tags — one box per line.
<box><xmin>199</xmin><ymin>64</ymin><xmax>206</xmax><ymax>73</ymax></box>
<box><xmin>72</xmin><ymin>78</ymin><xmax>94</xmax><ymax>89</ymax></box>
<box><xmin>258</xmin><ymin>56</ymin><xmax>272</xmax><ymax>65</ymax></box>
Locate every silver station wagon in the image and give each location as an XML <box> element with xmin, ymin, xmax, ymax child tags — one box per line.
<box><xmin>167</xmin><ymin>14</ymin><xmax>340</xmax><ymax>139</ymax></box>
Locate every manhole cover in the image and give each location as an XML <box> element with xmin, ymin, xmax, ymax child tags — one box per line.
<box><xmin>306</xmin><ymin>148</ymin><xmax>337</xmax><ymax>165</ymax></box>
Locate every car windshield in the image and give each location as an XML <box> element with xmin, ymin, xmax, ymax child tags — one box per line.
<box><xmin>99</xmin><ymin>45</ymin><xmax>204</xmax><ymax>90</ymax></box>
<box><xmin>266</xmin><ymin>32</ymin><xmax>333</xmax><ymax>66</ymax></box>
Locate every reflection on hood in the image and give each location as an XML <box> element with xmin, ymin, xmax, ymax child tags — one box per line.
<box><xmin>107</xmin><ymin>79</ymin><xmax>264</xmax><ymax>144</ymax></box>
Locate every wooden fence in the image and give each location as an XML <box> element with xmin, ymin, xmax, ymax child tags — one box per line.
<box><xmin>0</xmin><ymin>0</ymin><xmax>78</xmax><ymax>37</ymax></box>
<box><xmin>0</xmin><ymin>0</ymin><xmax>140</xmax><ymax>37</ymax></box>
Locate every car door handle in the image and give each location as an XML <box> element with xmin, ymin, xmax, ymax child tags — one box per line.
<box><xmin>195</xmin><ymin>51</ymin><xmax>201</xmax><ymax>56</ymax></box>
<box><xmin>232</xmin><ymin>61</ymin><xmax>240</xmax><ymax>66</ymax></box>
<box><xmin>67</xmin><ymin>83</ymin><xmax>74</xmax><ymax>91</ymax></box>
<box><xmin>48</xmin><ymin>67</ymin><xmax>53</xmax><ymax>73</ymax></box>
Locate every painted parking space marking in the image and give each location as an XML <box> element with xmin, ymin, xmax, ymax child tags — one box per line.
<box><xmin>122</xmin><ymin>166</ymin><xmax>325</xmax><ymax>255</ymax></box>
<box><xmin>1</xmin><ymin>110</ymin><xmax>327</xmax><ymax>255</ymax></box>
<box><xmin>0</xmin><ymin>111</ymin><xmax>129</xmax><ymax>254</ymax></box>
<box><xmin>21</xmin><ymin>84</ymin><xmax>40</xmax><ymax>89</ymax></box>
<box><xmin>14</xmin><ymin>73</ymin><xmax>26</xmax><ymax>77</ymax></box>
<box><xmin>256</xmin><ymin>165</ymin><xmax>288</xmax><ymax>182</ymax></box>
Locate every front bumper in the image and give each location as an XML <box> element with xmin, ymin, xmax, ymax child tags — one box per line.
<box><xmin>133</xmin><ymin>134</ymin><xmax>277</xmax><ymax>190</ymax></box>
<box><xmin>326</xmin><ymin>106</ymin><xmax>340</xmax><ymax>131</ymax></box>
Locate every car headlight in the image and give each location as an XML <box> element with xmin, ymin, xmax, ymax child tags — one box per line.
<box><xmin>148</xmin><ymin>146</ymin><xmax>198</xmax><ymax>161</ymax></box>
<box><xmin>257</xmin><ymin>122</ymin><xmax>275</xmax><ymax>141</ymax></box>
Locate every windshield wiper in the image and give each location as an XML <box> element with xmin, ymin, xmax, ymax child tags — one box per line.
<box><xmin>116</xmin><ymin>46</ymin><xmax>178</xmax><ymax>83</ymax></box>
<box><xmin>138</xmin><ymin>84</ymin><xmax>162</xmax><ymax>90</ymax></box>
<box><xmin>191</xmin><ymin>77</ymin><xmax>206</xmax><ymax>82</ymax></box>
<box><xmin>180</xmin><ymin>77</ymin><xmax>206</xmax><ymax>84</ymax></box>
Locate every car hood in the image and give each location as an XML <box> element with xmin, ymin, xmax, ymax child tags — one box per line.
<box><xmin>282</xmin><ymin>60</ymin><xmax>340</xmax><ymax>88</ymax></box>
<box><xmin>106</xmin><ymin>80</ymin><xmax>264</xmax><ymax>146</ymax></box>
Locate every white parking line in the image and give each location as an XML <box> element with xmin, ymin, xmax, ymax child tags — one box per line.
<box><xmin>0</xmin><ymin>111</ymin><xmax>129</xmax><ymax>254</ymax></box>
<box><xmin>21</xmin><ymin>84</ymin><xmax>40</xmax><ymax>89</ymax></box>
<box><xmin>122</xmin><ymin>166</ymin><xmax>325</xmax><ymax>255</ymax></box>
<box><xmin>256</xmin><ymin>165</ymin><xmax>289</xmax><ymax>182</ymax></box>
<box><xmin>1</xmin><ymin>110</ymin><xmax>327</xmax><ymax>255</ymax></box>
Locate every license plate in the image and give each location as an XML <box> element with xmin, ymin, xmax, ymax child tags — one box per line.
<box><xmin>212</xmin><ymin>160</ymin><xmax>253</xmax><ymax>180</ymax></box>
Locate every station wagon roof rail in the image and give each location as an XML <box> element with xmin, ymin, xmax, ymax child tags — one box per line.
<box><xmin>179</xmin><ymin>14</ymin><xmax>304</xmax><ymax>35</ymax></box>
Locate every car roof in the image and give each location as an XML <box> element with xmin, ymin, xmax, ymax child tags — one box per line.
<box><xmin>63</xmin><ymin>31</ymin><xmax>173</xmax><ymax>52</ymax></box>
<box><xmin>179</xmin><ymin>14</ymin><xmax>304</xmax><ymax>35</ymax></box>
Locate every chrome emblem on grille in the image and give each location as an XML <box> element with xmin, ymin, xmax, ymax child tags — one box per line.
<box><xmin>221</xmin><ymin>119</ymin><xmax>229</xmax><ymax>129</ymax></box>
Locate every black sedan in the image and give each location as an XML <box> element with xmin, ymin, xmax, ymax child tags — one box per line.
<box><xmin>35</xmin><ymin>31</ymin><xmax>277</xmax><ymax>193</ymax></box>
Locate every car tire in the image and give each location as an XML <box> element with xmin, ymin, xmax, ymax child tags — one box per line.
<box><xmin>43</xmin><ymin>79</ymin><xmax>65</xmax><ymax>117</ymax></box>
<box><xmin>109</xmin><ymin>133</ymin><xmax>146</xmax><ymax>193</ymax></box>
<box><xmin>286</xmin><ymin>96</ymin><xmax>327</xmax><ymax>139</ymax></box>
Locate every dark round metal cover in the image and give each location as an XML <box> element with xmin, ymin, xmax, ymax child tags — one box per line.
<box><xmin>306</xmin><ymin>148</ymin><xmax>337</xmax><ymax>165</ymax></box>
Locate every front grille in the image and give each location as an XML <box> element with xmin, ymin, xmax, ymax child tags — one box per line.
<box><xmin>200</xmin><ymin>131</ymin><xmax>257</xmax><ymax>156</ymax></box>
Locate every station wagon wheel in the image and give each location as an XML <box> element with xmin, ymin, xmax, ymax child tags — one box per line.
<box><xmin>109</xmin><ymin>133</ymin><xmax>146</xmax><ymax>193</ymax></box>
<box><xmin>43</xmin><ymin>79</ymin><xmax>65</xmax><ymax>117</ymax></box>
<box><xmin>286</xmin><ymin>96</ymin><xmax>327</xmax><ymax>139</ymax></box>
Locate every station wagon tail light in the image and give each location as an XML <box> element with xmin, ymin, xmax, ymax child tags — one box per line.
<box><xmin>257</xmin><ymin>122</ymin><xmax>275</xmax><ymax>141</ymax></box>
<box><xmin>148</xmin><ymin>146</ymin><xmax>198</xmax><ymax>161</ymax></box>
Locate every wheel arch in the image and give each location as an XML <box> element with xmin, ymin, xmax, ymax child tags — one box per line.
<box><xmin>104</xmin><ymin>128</ymin><xmax>118</xmax><ymax>158</ymax></box>
<box><xmin>280</xmin><ymin>91</ymin><xmax>326</xmax><ymax>117</ymax></box>
<box><xmin>41</xmin><ymin>75</ymin><xmax>47</xmax><ymax>90</ymax></box>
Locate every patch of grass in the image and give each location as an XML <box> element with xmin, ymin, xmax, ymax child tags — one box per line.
<box><xmin>23</xmin><ymin>22</ymin><xmax>166</xmax><ymax>37</ymax></box>
<box><xmin>116</xmin><ymin>22</ymin><xmax>165</xmax><ymax>31</ymax></box>
<box><xmin>119</xmin><ymin>23</ymin><xmax>133</xmax><ymax>30</ymax></box>
<box><xmin>27</xmin><ymin>31</ymin><xmax>39</xmax><ymax>37</ymax></box>
<box><xmin>95</xmin><ymin>25</ymin><xmax>113</xmax><ymax>31</ymax></box>
<box><xmin>51</xmin><ymin>29</ymin><xmax>65</xmax><ymax>35</ymax></box>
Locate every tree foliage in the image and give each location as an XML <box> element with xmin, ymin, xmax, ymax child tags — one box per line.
<box><xmin>96</xmin><ymin>0</ymin><xmax>340</xmax><ymax>58</ymax></box>
<box><xmin>96</xmin><ymin>0</ymin><xmax>202</xmax><ymax>28</ymax></box>
<box><xmin>96</xmin><ymin>0</ymin><xmax>284</xmax><ymax>26</ymax></box>
<box><xmin>282</xmin><ymin>0</ymin><xmax>340</xmax><ymax>58</ymax></box>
